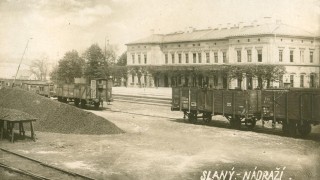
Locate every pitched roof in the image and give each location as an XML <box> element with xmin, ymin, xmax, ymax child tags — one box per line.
<box><xmin>127</xmin><ymin>23</ymin><xmax>318</xmax><ymax>45</ymax></box>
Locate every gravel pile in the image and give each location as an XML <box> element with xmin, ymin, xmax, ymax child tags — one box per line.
<box><xmin>0</xmin><ymin>107</ymin><xmax>36</xmax><ymax>121</ymax></box>
<box><xmin>0</xmin><ymin>88</ymin><xmax>124</xmax><ymax>135</ymax></box>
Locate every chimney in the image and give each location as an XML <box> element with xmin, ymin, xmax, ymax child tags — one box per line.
<box><xmin>263</xmin><ymin>16</ymin><xmax>272</xmax><ymax>24</ymax></box>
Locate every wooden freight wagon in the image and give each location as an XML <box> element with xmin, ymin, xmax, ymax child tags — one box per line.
<box><xmin>56</xmin><ymin>78</ymin><xmax>112</xmax><ymax>108</ymax></box>
<box><xmin>197</xmin><ymin>89</ymin><xmax>261</xmax><ymax>129</ymax></box>
<box><xmin>172</xmin><ymin>87</ymin><xmax>261</xmax><ymax>129</ymax></box>
<box><xmin>261</xmin><ymin>88</ymin><xmax>320</xmax><ymax>136</ymax></box>
<box><xmin>171</xmin><ymin>87</ymin><xmax>200</xmax><ymax>123</ymax></box>
<box><xmin>38</xmin><ymin>83</ymin><xmax>54</xmax><ymax>97</ymax></box>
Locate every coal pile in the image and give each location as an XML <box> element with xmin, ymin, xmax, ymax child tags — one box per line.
<box><xmin>0</xmin><ymin>88</ymin><xmax>124</xmax><ymax>135</ymax></box>
<box><xmin>0</xmin><ymin>107</ymin><xmax>36</xmax><ymax>121</ymax></box>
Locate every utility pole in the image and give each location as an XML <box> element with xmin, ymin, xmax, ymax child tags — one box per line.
<box><xmin>12</xmin><ymin>38</ymin><xmax>32</xmax><ymax>87</ymax></box>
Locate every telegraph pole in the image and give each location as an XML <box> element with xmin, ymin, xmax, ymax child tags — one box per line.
<box><xmin>104</xmin><ymin>36</ymin><xmax>108</xmax><ymax>60</ymax></box>
<box><xmin>12</xmin><ymin>38</ymin><xmax>32</xmax><ymax>87</ymax></box>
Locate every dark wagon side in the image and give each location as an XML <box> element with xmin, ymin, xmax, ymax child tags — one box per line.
<box><xmin>171</xmin><ymin>87</ymin><xmax>320</xmax><ymax>137</ymax></box>
<box><xmin>172</xmin><ymin>87</ymin><xmax>262</xmax><ymax>129</ymax></box>
<box><xmin>261</xmin><ymin>88</ymin><xmax>320</xmax><ymax>136</ymax></box>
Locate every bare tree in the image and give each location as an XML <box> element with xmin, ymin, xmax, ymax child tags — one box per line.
<box><xmin>29</xmin><ymin>58</ymin><xmax>48</xmax><ymax>81</ymax></box>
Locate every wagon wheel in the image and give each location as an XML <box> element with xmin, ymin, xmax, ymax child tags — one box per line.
<box><xmin>94</xmin><ymin>102</ymin><xmax>100</xmax><ymax>109</ymax></box>
<box><xmin>202</xmin><ymin>112</ymin><xmax>212</xmax><ymax>123</ymax></box>
<box><xmin>288</xmin><ymin>122</ymin><xmax>297</xmax><ymax>137</ymax></box>
<box><xmin>282</xmin><ymin>120</ymin><xmax>297</xmax><ymax>137</ymax></box>
<box><xmin>74</xmin><ymin>99</ymin><xmax>80</xmax><ymax>107</ymax></box>
<box><xmin>80</xmin><ymin>100</ymin><xmax>86</xmax><ymax>108</ymax></box>
<box><xmin>281</xmin><ymin>121</ymin><xmax>289</xmax><ymax>135</ymax></box>
<box><xmin>229</xmin><ymin>116</ymin><xmax>241</xmax><ymax>129</ymax></box>
<box><xmin>188</xmin><ymin>111</ymin><xmax>197</xmax><ymax>124</ymax></box>
<box><xmin>63</xmin><ymin>97</ymin><xmax>68</xmax><ymax>103</ymax></box>
<box><xmin>245</xmin><ymin>117</ymin><xmax>256</xmax><ymax>130</ymax></box>
<box><xmin>183</xmin><ymin>111</ymin><xmax>188</xmax><ymax>120</ymax></box>
<box><xmin>297</xmin><ymin>122</ymin><xmax>312</xmax><ymax>137</ymax></box>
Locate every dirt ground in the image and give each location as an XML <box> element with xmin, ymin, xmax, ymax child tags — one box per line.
<box><xmin>1</xmin><ymin>101</ymin><xmax>320</xmax><ymax>180</ymax></box>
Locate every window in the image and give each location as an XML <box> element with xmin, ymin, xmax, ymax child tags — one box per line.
<box><xmin>198</xmin><ymin>53</ymin><xmax>202</xmax><ymax>63</ymax></box>
<box><xmin>310</xmin><ymin>74</ymin><xmax>315</xmax><ymax>88</ymax></box>
<box><xmin>193</xmin><ymin>53</ymin><xmax>197</xmax><ymax>63</ymax></box>
<box><xmin>214</xmin><ymin>52</ymin><xmax>218</xmax><ymax>63</ymax></box>
<box><xmin>138</xmin><ymin>54</ymin><xmax>141</xmax><ymax>64</ymax></box>
<box><xmin>144</xmin><ymin>75</ymin><xmax>147</xmax><ymax>85</ymax></box>
<box><xmin>171</xmin><ymin>53</ymin><xmax>175</xmax><ymax>64</ymax></box>
<box><xmin>237</xmin><ymin>78</ymin><xmax>242</xmax><ymax>89</ymax></box>
<box><xmin>257</xmin><ymin>50</ymin><xmax>262</xmax><ymax>62</ymax></box>
<box><xmin>165</xmin><ymin>54</ymin><xmax>168</xmax><ymax>64</ymax></box>
<box><xmin>132</xmin><ymin>54</ymin><xmax>135</xmax><ymax>64</ymax></box>
<box><xmin>144</xmin><ymin>54</ymin><xmax>147</xmax><ymax>64</ymax></box>
<box><xmin>300</xmin><ymin>75</ymin><xmax>304</xmax><ymax>87</ymax></box>
<box><xmin>132</xmin><ymin>74</ymin><xmax>135</xmax><ymax>83</ymax></box>
<box><xmin>206</xmin><ymin>53</ymin><xmax>210</xmax><ymax>63</ymax></box>
<box><xmin>279</xmin><ymin>75</ymin><xmax>284</xmax><ymax>88</ymax></box>
<box><xmin>237</xmin><ymin>50</ymin><xmax>241</xmax><ymax>62</ymax></box>
<box><xmin>290</xmin><ymin>75</ymin><xmax>294</xmax><ymax>87</ymax></box>
<box><xmin>178</xmin><ymin>54</ymin><xmax>182</xmax><ymax>63</ymax></box>
<box><xmin>279</xmin><ymin>50</ymin><xmax>283</xmax><ymax>62</ymax></box>
<box><xmin>290</xmin><ymin>50</ymin><xmax>294</xmax><ymax>62</ymax></box>
<box><xmin>247</xmin><ymin>50</ymin><xmax>252</xmax><ymax>62</ymax></box>
<box><xmin>222</xmin><ymin>52</ymin><xmax>227</xmax><ymax>63</ymax></box>
<box><xmin>300</xmin><ymin>50</ymin><xmax>304</xmax><ymax>63</ymax></box>
<box><xmin>185</xmin><ymin>53</ymin><xmax>189</xmax><ymax>63</ymax></box>
<box><xmin>214</xmin><ymin>76</ymin><xmax>218</xmax><ymax>86</ymax></box>
<box><xmin>310</xmin><ymin>51</ymin><xmax>314</xmax><ymax>63</ymax></box>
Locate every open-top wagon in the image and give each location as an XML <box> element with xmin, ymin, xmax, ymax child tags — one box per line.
<box><xmin>56</xmin><ymin>78</ymin><xmax>112</xmax><ymax>108</ymax></box>
<box><xmin>172</xmin><ymin>87</ymin><xmax>320</xmax><ymax>137</ymax></box>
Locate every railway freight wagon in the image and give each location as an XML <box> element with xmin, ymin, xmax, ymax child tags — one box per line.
<box><xmin>172</xmin><ymin>87</ymin><xmax>261</xmax><ymax>129</ymax></box>
<box><xmin>261</xmin><ymin>88</ymin><xmax>320</xmax><ymax>136</ymax></box>
<box><xmin>56</xmin><ymin>78</ymin><xmax>112</xmax><ymax>108</ymax></box>
<box><xmin>21</xmin><ymin>82</ymin><xmax>54</xmax><ymax>97</ymax></box>
<box><xmin>172</xmin><ymin>87</ymin><xmax>320</xmax><ymax>136</ymax></box>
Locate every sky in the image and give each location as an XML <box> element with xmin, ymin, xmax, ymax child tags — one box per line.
<box><xmin>0</xmin><ymin>0</ymin><xmax>319</xmax><ymax>78</ymax></box>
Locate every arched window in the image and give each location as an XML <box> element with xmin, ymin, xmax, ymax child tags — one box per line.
<box><xmin>310</xmin><ymin>74</ymin><xmax>316</xmax><ymax>88</ymax></box>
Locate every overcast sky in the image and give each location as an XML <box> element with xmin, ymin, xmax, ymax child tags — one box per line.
<box><xmin>0</xmin><ymin>0</ymin><xmax>319</xmax><ymax>77</ymax></box>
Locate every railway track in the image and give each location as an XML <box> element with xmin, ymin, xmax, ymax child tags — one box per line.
<box><xmin>112</xmin><ymin>94</ymin><xmax>171</xmax><ymax>106</ymax></box>
<box><xmin>0</xmin><ymin>148</ymin><xmax>95</xmax><ymax>180</ymax></box>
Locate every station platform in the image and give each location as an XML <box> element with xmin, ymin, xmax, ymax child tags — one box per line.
<box><xmin>112</xmin><ymin>87</ymin><xmax>172</xmax><ymax>106</ymax></box>
<box><xmin>112</xmin><ymin>87</ymin><xmax>171</xmax><ymax>99</ymax></box>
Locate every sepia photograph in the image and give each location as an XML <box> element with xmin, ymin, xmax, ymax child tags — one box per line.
<box><xmin>0</xmin><ymin>0</ymin><xmax>319</xmax><ymax>179</ymax></box>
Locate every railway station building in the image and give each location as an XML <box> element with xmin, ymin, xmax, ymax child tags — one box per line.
<box><xmin>126</xmin><ymin>20</ymin><xmax>320</xmax><ymax>89</ymax></box>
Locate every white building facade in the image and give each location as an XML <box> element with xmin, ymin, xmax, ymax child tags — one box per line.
<box><xmin>126</xmin><ymin>22</ymin><xmax>320</xmax><ymax>89</ymax></box>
